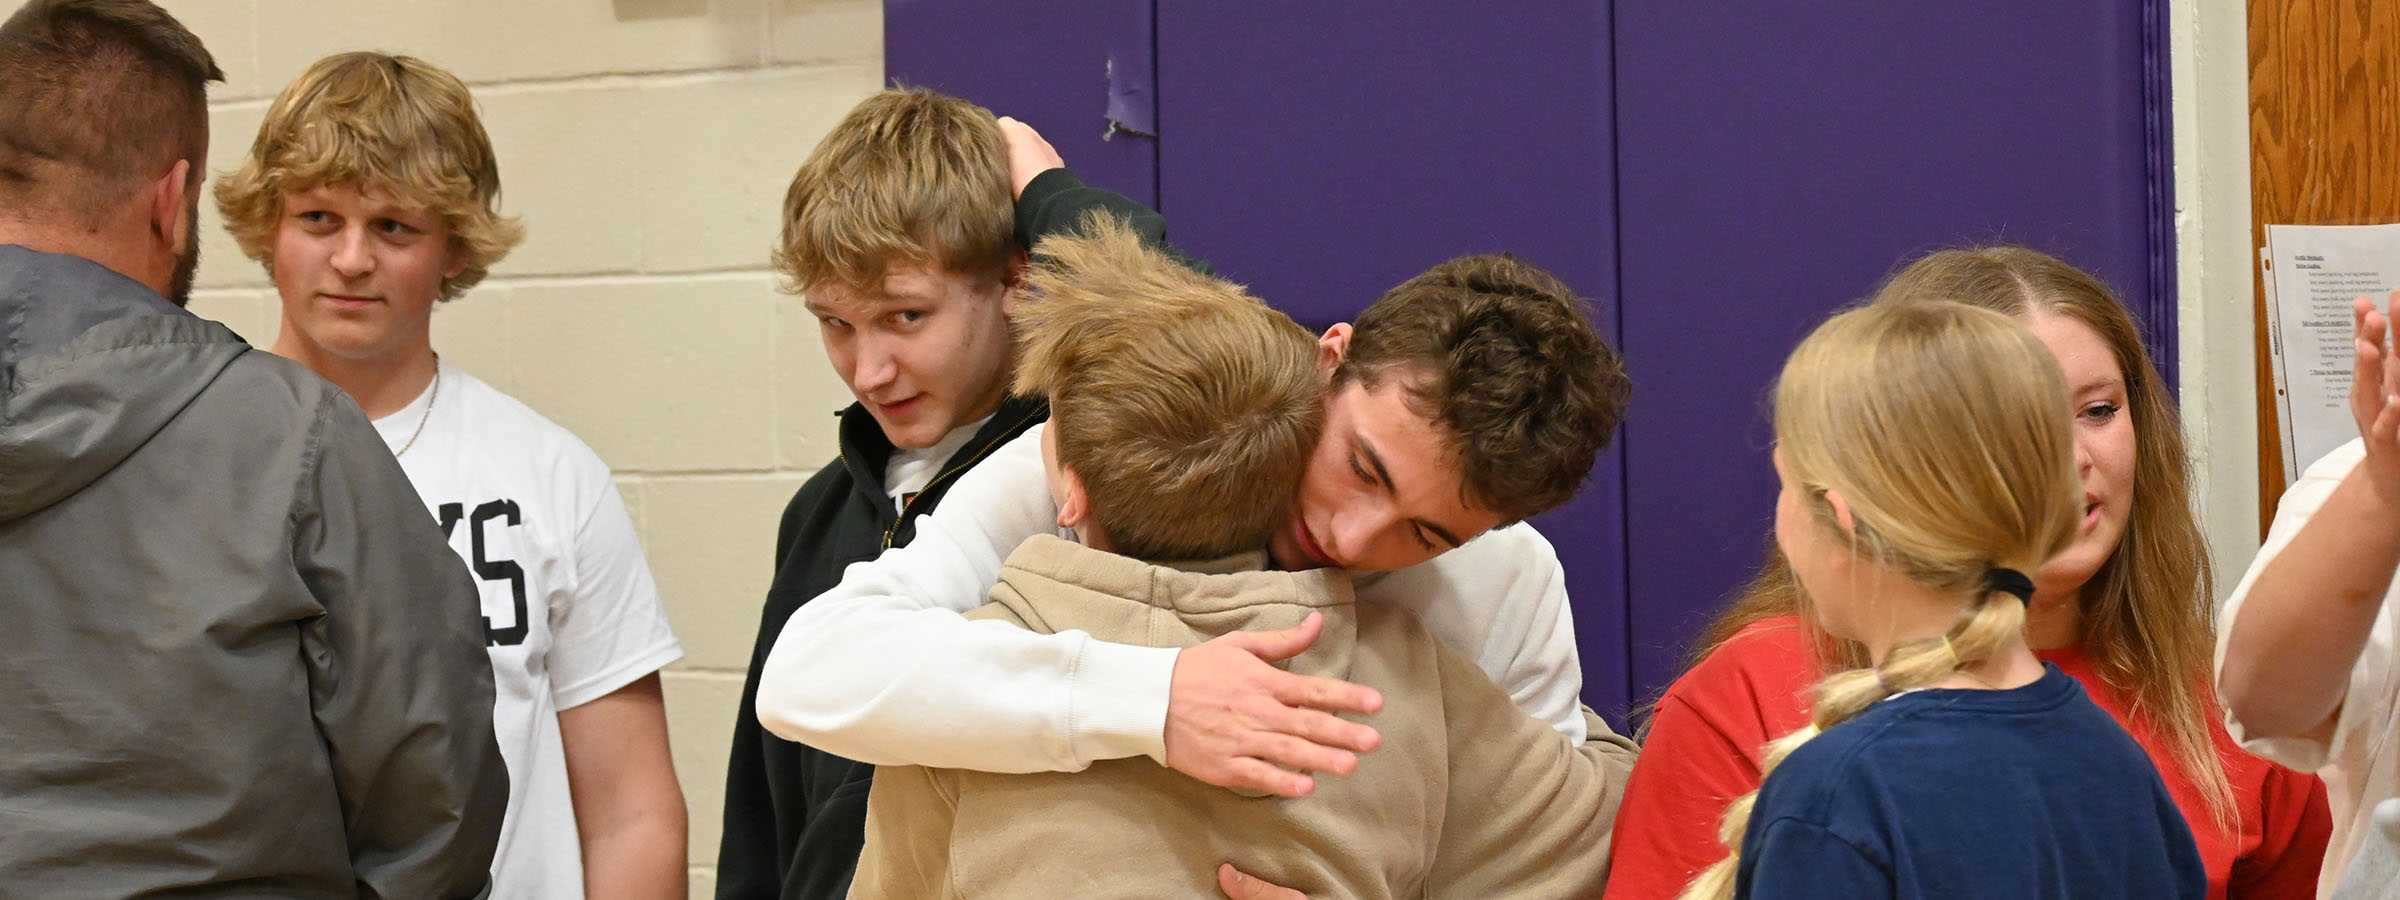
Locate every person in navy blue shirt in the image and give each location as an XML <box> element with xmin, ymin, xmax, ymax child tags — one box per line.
<box><xmin>1678</xmin><ymin>297</ymin><xmax>2206</xmax><ymax>900</ymax></box>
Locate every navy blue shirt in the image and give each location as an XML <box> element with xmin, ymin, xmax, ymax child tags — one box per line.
<box><xmin>1734</xmin><ymin>664</ymin><xmax>2206</xmax><ymax>899</ymax></box>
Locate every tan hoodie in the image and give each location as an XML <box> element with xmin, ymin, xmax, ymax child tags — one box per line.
<box><xmin>850</xmin><ymin>533</ymin><xmax>1637</xmax><ymax>899</ymax></box>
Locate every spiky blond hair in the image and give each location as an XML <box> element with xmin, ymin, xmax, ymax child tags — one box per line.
<box><xmin>1014</xmin><ymin>213</ymin><xmax>1323</xmax><ymax>561</ymax></box>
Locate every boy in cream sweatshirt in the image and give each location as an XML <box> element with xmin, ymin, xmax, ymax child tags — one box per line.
<box><xmin>848</xmin><ymin>215</ymin><xmax>1635</xmax><ymax>899</ymax></box>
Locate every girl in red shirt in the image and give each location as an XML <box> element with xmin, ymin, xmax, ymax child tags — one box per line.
<box><xmin>1603</xmin><ymin>247</ymin><xmax>2330</xmax><ymax>900</ymax></box>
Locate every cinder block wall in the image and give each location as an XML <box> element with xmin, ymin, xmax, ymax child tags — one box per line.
<box><xmin>6</xmin><ymin>1</ymin><xmax>883</xmax><ymax>892</ymax></box>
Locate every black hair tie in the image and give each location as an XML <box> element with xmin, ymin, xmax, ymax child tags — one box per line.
<box><xmin>1986</xmin><ymin>568</ymin><xmax>2035</xmax><ymax>604</ymax></box>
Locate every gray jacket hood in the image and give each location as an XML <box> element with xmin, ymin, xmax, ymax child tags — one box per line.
<box><xmin>0</xmin><ymin>244</ymin><xmax>247</xmax><ymax>522</ymax></box>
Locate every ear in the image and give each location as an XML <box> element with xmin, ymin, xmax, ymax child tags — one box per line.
<box><xmin>999</xmin><ymin>248</ymin><xmax>1029</xmax><ymax>315</ymax></box>
<box><xmin>1823</xmin><ymin>488</ymin><xmax>1858</xmax><ymax>537</ymax></box>
<box><xmin>151</xmin><ymin>159</ymin><xmax>192</xmax><ymax>256</ymax></box>
<box><xmin>443</xmin><ymin>236</ymin><xmax>471</xmax><ymax>280</ymax></box>
<box><xmin>1316</xmin><ymin>322</ymin><xmax>1353</xmax><ymax>376</ymax></box>
<box><xmin>1054</xmin><ymin>463</ymin><xmax>1093</xmax><ymax>530</ymax></box>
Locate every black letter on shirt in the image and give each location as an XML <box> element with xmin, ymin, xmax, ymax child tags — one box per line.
<box><xmin>471</xmin><ymin>500</ymin><xmax>530</xmax><ymax>647</ymax></box>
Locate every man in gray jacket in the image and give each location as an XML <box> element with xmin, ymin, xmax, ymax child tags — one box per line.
<box><xmin>0</xmin><ymin>2</ymin><xmax>508</xmax><ymax>896</ymax></box>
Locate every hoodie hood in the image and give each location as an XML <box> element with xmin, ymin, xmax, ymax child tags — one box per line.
<box><xmin>0</xmin><ymin>245</ymin><xmax>247</xmax><ymax>522</ymax></box>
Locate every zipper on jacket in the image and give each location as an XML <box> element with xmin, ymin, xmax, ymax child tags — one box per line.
<box><xmin>882</xmin><ymin>404</ymin><xmax>1047</xmax><ymax>550</ymax></box>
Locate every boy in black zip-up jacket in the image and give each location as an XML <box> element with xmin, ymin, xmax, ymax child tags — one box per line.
<box><xmin>717</xmin><ymin>88</ymin><xmax>1195</xmax><ymax>900</ymax></box>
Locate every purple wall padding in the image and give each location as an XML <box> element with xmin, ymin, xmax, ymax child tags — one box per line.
<box><xmin>884</xmin><ymin>0</ymin><xmax>1158</xmax><ymax>208</ymax></box>
<box><xmin>1151</xmin><ymin>1</ymin><xmax>1632</xmax><ymax>718</ymax></box>
<box><xmin>2141</xmin><ymin>0</ymin><xmax>2181</xmax><ymax>392</ymax></box>
<box><xmin>1612</xmin><ymin>1</ymin><xmax>2167</xmax><ymax>704</ymax></box>
<box><xmin>888</xmin><ymin>2</ymin><xmax>2179</xmax><ymax>721</ymax></box>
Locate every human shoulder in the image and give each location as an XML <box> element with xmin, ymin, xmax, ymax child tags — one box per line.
<box><xmin>1356</xmin><ymin>521</ymin><xmax>1554</xmax><ymax>606</ymax></box>
<box><xmin>1781</xmin><ymin>684</ymin><xmax>2000</xmax><ymax>785</ymax></box>
<box><xmin>187</xmin><ymin>351</ymin><xmax>387</xmax><ymax>528</ymax></box>
<box><xmin>212</xmin><ymin>345</ymin><xmax>351</xmax><ymax>420</ymax></box>
<box><xmin>435</xmin><ymin>366</ymin><xmax>623</xmax><ymax>485</ymax></box>
<box><xmin>1355</xmin><ymin>520</ymin><xmax>1588</xmax><ymax>739</ymax></box>
<box><xmin>442</xmin><ymin>366</ymin><xmax>595</xmax><ymax>452</ymax></box>
<box><xmin>780</xmin><ymin>449</ymin><xmax>857</xmax><ymax>510</ymax></box>
<box><xmin>1448</xmin><ymin>519</ymin><xmax>1558</xmax><ymax>564</ymax></box>
<box><xmin>1773</xmin><ymin>702</ymin><xmax>1890</xmax><ymax>772</ymax></box>
<box><xmin>1687</xmin><ymin>617</ymin><xmax>1817</xmax><ymax>685</ymax></box>
<box><xmin>1660</xmin><ymin>615</ymin><xmax>1818</xmax><ymax>742</ymax></box>
<box><xmin>2304</xmin><ymin>437</ymin><xmax>2369</xmax><ymax>486</ymax></box>
<box><xmin>212</xmin><ymin>350</ymin><xmax>389</xmax><ymax>475</ymax></box>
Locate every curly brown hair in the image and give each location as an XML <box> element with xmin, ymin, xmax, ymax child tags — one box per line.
<box><xmin>1332</xmin><ymin>254</ymin><xmax>1629</xmax><ymax>522</ymax></box>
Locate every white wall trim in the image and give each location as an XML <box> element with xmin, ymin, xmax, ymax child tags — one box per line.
<box><xmin>2170</xmin><ymin>0</ymin><xmax>2260</xmax><ymax>603</ymax></box>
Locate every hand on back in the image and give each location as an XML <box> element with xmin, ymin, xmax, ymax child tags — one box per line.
<box><xmin>1165</xmin><ymin>612</ymin><xmax>1384</xmax><ymax>798</ymax></box>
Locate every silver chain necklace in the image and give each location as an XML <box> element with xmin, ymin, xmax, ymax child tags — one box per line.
<box><xmin>393</xmin><ymin>354</ymin><xmax>441</xmax><ymax>457</ymax></box>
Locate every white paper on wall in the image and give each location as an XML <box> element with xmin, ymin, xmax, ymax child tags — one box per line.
<box><xmin>2262</xmin><ymin>223</ymin><xmax>2400</xmax><ymax>484</ymax></box>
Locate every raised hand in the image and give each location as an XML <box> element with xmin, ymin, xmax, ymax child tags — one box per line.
<box><xmin>1165</xmin><ymin>611</ymin><xmax>1384</xmax><ymax>798</ymax></box>
<box><xmin>995</xmin><ymin>115</ymin><xmax>1065</xmax><ymax>200</ymax></box>
<box><xmin>2351</xmin><ymin>290</ymin><xmax>2400</xmax><ymax>496</ymax></box>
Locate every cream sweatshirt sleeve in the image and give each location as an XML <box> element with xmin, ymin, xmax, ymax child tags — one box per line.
<box><xmin>754</xmin><ymin>423</ymin><xmax>1181</xmax><ymax>772</ymax></box>
<box><xmin>755</xmin><ymin>421</ymin><xmax>1595</xmax><ymax>772</ymax></box>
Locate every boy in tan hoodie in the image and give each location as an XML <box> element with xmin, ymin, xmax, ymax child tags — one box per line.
<box><xmin>848</xmin><ymin>214</ymin><xmax>1635</xmax><ymax>899</ymax></box>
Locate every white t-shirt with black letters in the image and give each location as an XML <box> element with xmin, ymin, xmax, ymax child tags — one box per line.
<box><xmin>374</xmin><ymin>363</ymin><xmax>683</xmax><ymax>899</ymax></box>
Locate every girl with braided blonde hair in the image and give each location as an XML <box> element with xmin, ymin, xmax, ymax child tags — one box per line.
<box><xmin>1608</xmin><ymin>247</ymin><xmax>2328</xmax><ymax>900</ymax></box>
<box><xmin>1679</xmin><ymin>300</ymin><xmax>2206</xmax><ymax>899</ymax></box>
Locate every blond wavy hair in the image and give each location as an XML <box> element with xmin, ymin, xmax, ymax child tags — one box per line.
<box><xmin>774</xmin><ymin>87</ymin><xmax>1015</xmax><ymax>297</ymax></box>
<box><xmin>214</xmin><ymin>51</ymin><xmax>522</xmax><ymax>301</ymax></box>
<box><xmin>1013</xmin><ymin>213</ymin><xmax>1322</xmax><ymax>561</ymax></box>
<box><xmin>1681</xmin><ymin>300</ymin><xmax>2080</xmax><ymax>900</ymax></box>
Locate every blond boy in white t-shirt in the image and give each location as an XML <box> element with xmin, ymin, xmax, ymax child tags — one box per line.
<box><xmin>214</xmin><ymin>51</ymin><xmax>688</xmax><ymax>899</ymax></box>
<box><xmin>2219</xmin><ymin>290</ymin><xmax>2400</xmax><ymax>899</ymax></box>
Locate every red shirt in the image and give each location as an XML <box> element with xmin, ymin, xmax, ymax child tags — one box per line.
<box><xmin>1601</xmin><ymin>616</ymin><xmax>2330</xmax><ymax>900</ymax></box>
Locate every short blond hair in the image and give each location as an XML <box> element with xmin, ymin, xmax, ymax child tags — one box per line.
<box><xmin>214</xmin><ymin>51</ymin><xmax>522</xmax><ymax>301</ymax></box>
<box><xmin>1014</xmin><ymin>214</ymin><xmax>1323</xmax><ymax>561</ymax></box>
<box><xmin>774</xmin><ymin>87</ymin><xmax>1014</xmax><ymax>296</ymax></box>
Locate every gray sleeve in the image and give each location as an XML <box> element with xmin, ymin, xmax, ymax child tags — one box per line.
<box><xmin>290</xmin><ymin>392</ymin><xmax>509</xmax><ymax>900</ymax></box>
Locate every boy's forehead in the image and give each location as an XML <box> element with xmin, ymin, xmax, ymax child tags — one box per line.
<box><xmin>882</xmin><ymin>259</ymin><xmax>1000</xmax><ymax>295</ymax></box>
<box><xmin>807</xmin><ymin>262</ymin><xmax>988</xmax><ymax>310</ymax></box>
<box><xmin>284</xmin><ymin>180</ymin><xmax>434</xmax><ymax>215</ymax></box>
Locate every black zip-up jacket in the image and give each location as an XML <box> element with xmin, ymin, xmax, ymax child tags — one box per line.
<box><xmin>715</xmin><ymin>395</ymin><xmax>1045</xmax><ymax>900</ymax></box>
<box><xmin>714</xmin><ymin>168</ymin><xmax>1201</xmax><ymax>900</ymax></box>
